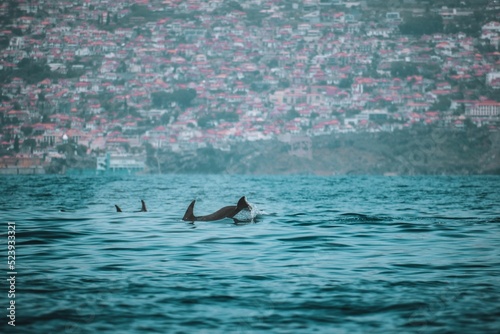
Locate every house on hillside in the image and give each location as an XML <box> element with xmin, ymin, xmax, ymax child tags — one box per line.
<box><xmin>465</xmin><ymin>100</ymin><xmax>500</xmax><ymax>123</ymax></box>
<box><xmin>481</xmin><ymin>21</ymin><xmax>500</xmax><ymax>49</ymax></box>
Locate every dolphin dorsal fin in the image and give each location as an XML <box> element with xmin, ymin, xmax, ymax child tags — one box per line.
<box><xmin>182</xmin><ymin>200</ymin><xmax>196</xmax><ymax>221</ymax></box>
<box><xmin>115</xmin><ymin>204</ymin><xmax>122</xmax><ymax>212</ymax></box>
<box><xmin>236</xmin><ymin>196</ymin><xmax>250</xmax><ymax>211</ymax></box>
<box><xmin>140</xmin><ymin>199</ymin><xmax>147</xmax><ymax>212</ymax></box>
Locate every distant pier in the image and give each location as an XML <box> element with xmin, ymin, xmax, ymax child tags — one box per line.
<box><xmin>0</xmin><ymin>166</ymin><xmax>45</xmax><ymax>175</ymax></box>
<box><xmin>0</xmin><ymin>156</ymin><xmax>46</xmax><ymax>175</ymax></box>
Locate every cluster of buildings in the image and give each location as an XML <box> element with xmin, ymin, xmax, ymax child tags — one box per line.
<box><xmin>0</xmin><ymin>0</ymin><xmax>499</xmax><ymax>173</ymax></box>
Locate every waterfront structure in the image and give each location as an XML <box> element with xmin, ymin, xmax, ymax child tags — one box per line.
<box><xmin>96</xmin><ymin>152</ymin><xmax>145</xmax><ymax>174</ymax></box>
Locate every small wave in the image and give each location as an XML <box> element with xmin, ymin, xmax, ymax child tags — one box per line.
<box><xmin>241</xmin><ymin>275</ymin><xmax>271</xmax><ymax>281</ymax></box>
<box><xmin>25</xmin><ymin>216</ymin><xmax>92</xmax><ymax>223</ymax></box>
<box><xmin>18</xmin><ymin>239</ymin><xmax>52</xmax><ymax>246</ymax></box>
<box><xmin>232</xmin><ymin>206</ymin><xmax>260</xmax><ymax>222</ymax></box>
<box><xmin>195</xmin><ymin>236</ymin><xmax>259</xmax><ymax>245</ymax></box>
<box><xmin>17</xmin><ymin>229</ymin><xmax>86</xmax><ymax>240</ymax></box>
<box><xmin>277</xmin><ymin>235</ymin><xmax>331</xmax><ymax>242</ymax></box>
<box><xmin>436</xmin><ymin>232</ymin><xmax>470</xmax><ymax>238</ymax></box>
<box><xmin>339</xmin><ymin>212</ymin><xmax>390</xmax><ymax>222</ymax></box>
<box><xmin>431</xmin><ymin>215</ymin><xmax>479</xmax><ymax>221</ymax></box>
<box><xmin>97</xmin><ymin>264</ymin><xmax>127</xmax><ymax>271</ymax></box>
<box><xmin>28</xmin><ymin>192</ymin><xmax>55</xmax><ymax>198</ymax></box>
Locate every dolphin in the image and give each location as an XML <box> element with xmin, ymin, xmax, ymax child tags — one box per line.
<box><xmin>115</xmin><ymin>200</ymin><xmax>147</xmax><ymax>212</ymax></box>
<box><xmin>140</xmin><ymin>199</ymin><xmax>147</xmax><ymax>212</ymax></box>
<box><xmin>182</xmin><ymin>196</ymin><xmax>252</xmax><ymax>222</ymax></box>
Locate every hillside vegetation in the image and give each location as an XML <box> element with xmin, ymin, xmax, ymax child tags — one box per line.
<box><xmin>148</xmin><ymin>126</ymin><xmax>500</xmax><ymax>175</ymax></box>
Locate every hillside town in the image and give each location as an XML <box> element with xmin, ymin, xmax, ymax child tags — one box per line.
<box><xmin>0</xmin><ymin>0</ymin><xmax>499</xmax><ymax>174</ymax></box>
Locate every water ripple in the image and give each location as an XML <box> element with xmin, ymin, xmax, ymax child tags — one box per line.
<box><xmin>1</xmin><ymin>175</ymin><xmax>499</xmax><ymax>333</ymax></box>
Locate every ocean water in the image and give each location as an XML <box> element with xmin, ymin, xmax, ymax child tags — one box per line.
<box><xmin>1</xmin><ymin>174</ymin><xmax>499</xmax><ymax>334</ymax></box>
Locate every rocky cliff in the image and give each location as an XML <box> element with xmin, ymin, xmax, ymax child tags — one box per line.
<box><xmin>150</xmin><ymin>126</ymin><xmax>500</xmax><ymax>175</ymax></box>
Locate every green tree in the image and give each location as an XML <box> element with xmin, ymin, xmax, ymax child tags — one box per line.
<box><xmin>14</xmin><ymin>135</ymin><xmax>20</xmax><ymax>153</ymax></box>
<box><xmin>431</xmin><ymin>96</ymin><xmax>451</xmax><ymax>111</ymax></box>
<box><xmin>390</xmin><ymin>62</ymin><xmax>419</xmax><ymax>78</ymax></box>
<box><xmin>197</xmin><ymin>114</ymin><xmax>213</xmax><ymax>129</ymax></box>
<box><xmin>151</xmin><ymin>91</ymin><xmax>171</xmax><ymax>108</ymax></box>
<box><xmin>130</xmin><ymin>4</ymin><xmax>153</xmax><ymax>17</ymax></box>
<box><xmin>399</xmin><ymin>15</ymin><xmax>443</xmax><ymax>36</ymax></box>
<box><xmin>216</xmin><ymin>111</ymin><xmax>239</xmax><ymax>122</ymax></box>
<box><xmin>338</xmin><ymin>77</ymin><xmax>353</xmax><ymax>89</ymax></box>
<box><xmin>22</xmin><ymin>138</ymin><xmax>37</xmax><ymax>153</ymax></box>
<box><xmin>286</xmin><ymin>107</ymin><xmax>300</xmax><ymax>120</ymax></box>
<box><xmin>267</xmin><ymin>58</ymin><xmax>279</xmax><ymax>68</ymax></box>
<box><xmin>231</xmin><ymin>1</ymin><xmax>244</xmax><ymax>10</ymax></box>
<box><xmin>172</xmin><ymin>88</ymin><xmax>197</xmax><ymax>109</ymax></box>
<box><xmin>21</xmin><ymin>126</ymin><xmax>33</xmax><ymax>136</ymax></box>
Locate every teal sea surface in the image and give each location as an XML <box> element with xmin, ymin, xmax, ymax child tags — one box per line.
<box><xmin>1</xmin><ymin>175</ymin><xmax>499</xmax><ymax>333</ymax></box>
